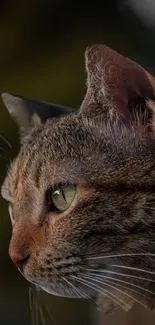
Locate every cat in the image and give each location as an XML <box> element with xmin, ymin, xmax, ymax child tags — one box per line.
<box><xmin>1</xmin><ymin>44</ymin><xmax>155</xmax><ymax>314</ymax></box>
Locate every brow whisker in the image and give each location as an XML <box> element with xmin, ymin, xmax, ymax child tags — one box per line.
<box><xmin>0</xmin><ymin>135</ymin><xmax>11</xmax><ymax>148</ymax></box>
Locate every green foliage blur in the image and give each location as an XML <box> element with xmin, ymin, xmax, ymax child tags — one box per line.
<box><xmin>0</xmin><ymin>1</ymin><xmax>155</xmax><ymax>325</ymax></box>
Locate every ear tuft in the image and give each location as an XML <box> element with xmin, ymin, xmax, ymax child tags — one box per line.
<box><xmin>147</xmin><ymin>99</ymin><xmax>155</xmax><ymax>132</ymax></box>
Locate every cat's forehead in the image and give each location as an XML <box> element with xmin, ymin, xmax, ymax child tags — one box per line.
<box><xmin>3</xmin><ymin>113</ymin><xmax>154</xmax><ymax>203</ymax></box>
<box><xmin>2</xmin><ymin>115</ymin><xmax>98</xmax><ymax>199</ymax></box>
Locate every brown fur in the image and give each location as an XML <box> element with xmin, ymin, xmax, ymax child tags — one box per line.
<box><xmin>2</xmin><ymin>45</ymin><xmax>155</xmax><ymax>313</ymax></box>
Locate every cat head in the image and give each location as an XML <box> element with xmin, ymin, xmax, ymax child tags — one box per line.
<box><xmin>2</xmin><ymin>45</ymin><xmax>155</xmax><ymax>313</ymax></box>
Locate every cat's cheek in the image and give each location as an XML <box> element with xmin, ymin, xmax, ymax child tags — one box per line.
<box><xmin>40</xmin><ymin>211</ymin><xmax>61</xmax><ymax>226</ymax></box>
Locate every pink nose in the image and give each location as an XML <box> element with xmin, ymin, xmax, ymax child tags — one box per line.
<box><xmin>9</xmin><ymin>247</ymin><xmax>30</xmax><ymax>266</ymax></box>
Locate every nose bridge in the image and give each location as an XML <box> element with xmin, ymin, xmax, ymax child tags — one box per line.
<box><xmin>9</xmin><ymin>223</ymin><xmax>35</xmax><ymax>264</ymax></box>
<box><xmin>10</xmin><ymin>228</ymin><xmax>30</xmax><ymax>252</ymax></box>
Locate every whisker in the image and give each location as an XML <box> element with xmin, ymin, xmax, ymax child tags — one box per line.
<box><xmin>85</xmin><ymin>272</ymin><xmax>155</xmax><ymax>297</ymax></box>
<box><xmin>0</xmin><ymin>146</ymin><xmax>8</xmax><ymax>154</ymax></box>
<box><xmin>0</xmin><ymin>154</ymin><xmax>9</xmax><ymax>161</ymax></box>
<box><xmin>35</xmin><ymin>294</ymin><xmax>39</xmax><ymax>325</ymax></box>
<box><xmin>44</xmin><ymin>303</ymin><xmax>58</xmax><ymax>325</ymax></box>
<box><xmin>62</xmin><ymin>277</ymin><xmax>89</xmax><ymax>300</ymax></box>
<box><xmin>28</xmin><ymin>286</ymin><xmax>36</xmax><ymax>325</ymax></box>
<box><xmin>97</xmin><ymin>277</ymin><xmax>151</xmax><ymax>301</ymax></box>
<box><xmin>71</xmin><ymin>275</ymin><xmax>130</xmax><ymax>311</ymax></box>
<box><xmin>86</xmin><ymin>268</ymin><xmax>155</xmax><ymax>283</ymax></box>
<box><xmin>39</xmin><ymin>306</ymin><xmax>47</xmax><ymax>325</ymax></box>
<box><xmin>83</xmin><ymin>274</ymin><xmax>152</xmax><ymax>312</ymax></box>
<box><xmin>36</xmin><ymin>288</ymin><xmax>58</xmax><ymax>325</ymax></box>
<box><xmin>0</xmin><ymin>135</ymin><xmax>11</xmax><ymax>148</ymax></box>
<box><xmin>63</xmin><ymin>276</ymin><xmax>97</xmax><ymax>309</ymax></box>
<box><xmin>29</xmin><ymin>287</ymin><xmax>33</xmax><ymax>314</ymax></box>
<box><xmin>86</xmin><ymin>253</ymin><xmax>155</xmax><ymax>261</ymax></box>
<box><xmin>34</xmin><ymin>286</ymin><xmax>40</xmax><ymax>325</ymax></box>
<box><xmin>111</xmin><ymin>265</ymin><xmax>155</xmax><ymax>277</ymax></box>
<box><xmin>76</xmin><ymin>282</ymin><xmax>97</xmax><ymax>307</ymax></box>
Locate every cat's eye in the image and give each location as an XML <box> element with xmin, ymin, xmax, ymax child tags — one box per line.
<box><xmin>49</xmin><ymin>184</ymin><xmax>76</xmax><ymax>212</ymax></box>
<box><xmin>8</xmin><ymin>203</ymin><xmax>14</xmax><ymax>225</ymax></box>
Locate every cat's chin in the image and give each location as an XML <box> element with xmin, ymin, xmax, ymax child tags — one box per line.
<box><xmin>23</xmin><ymin>273</ymin><xmax>81</xmax><ymax>298</ymax></box>
<box><xmin>39</xmin><ymin>284</ymin><xmax>80</xmax><ymax>298</ymax></box>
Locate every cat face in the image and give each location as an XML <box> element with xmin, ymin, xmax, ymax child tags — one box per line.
<box><xmin>2</xmin><ymin>45</ymin><xmax>155</xmax><ymax>313</ymax></box>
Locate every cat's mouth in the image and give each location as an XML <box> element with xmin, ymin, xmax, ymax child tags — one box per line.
<box><xmin>22</xmin><ymin>271</ymin><xmax>91</xmax><ymax>298</ymax></box>
<box><xmin>17</xmin><ymin>257</ymin><xmax>91</xmax><ymax>298</ymax></box>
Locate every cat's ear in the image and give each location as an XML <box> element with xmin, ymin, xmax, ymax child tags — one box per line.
<box><xmin>80</xmin><ymin>44</ymin><xmax>155</xmax><ymax>125</ymax></box>
<box><xmin>1</xmin><ymin>93</ymin><xmax>75</xmax><ymax>130</ymax></box>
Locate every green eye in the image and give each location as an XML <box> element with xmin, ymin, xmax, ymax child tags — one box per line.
<box><xmin>51</xmin><ymin>184</ymin><xmax>76</xmax><ymax>212</ymax></box>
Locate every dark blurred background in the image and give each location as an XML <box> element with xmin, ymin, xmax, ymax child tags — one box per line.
<box><xmin>0</xmin><ymin>1</ymin><xmax>155</xmax><ymax>324</ymax></box>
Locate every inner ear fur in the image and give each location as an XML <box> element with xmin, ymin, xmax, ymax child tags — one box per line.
<box><xmin>80</xmin><ymin>44</ymin><xmax>155</xmax><ymax>127</ymax></box>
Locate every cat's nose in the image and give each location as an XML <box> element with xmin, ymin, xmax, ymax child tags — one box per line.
<box><xmin>9</xmin><ymin>248</ymin><xmax>30</xmax><ymax>267</ymax></box>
